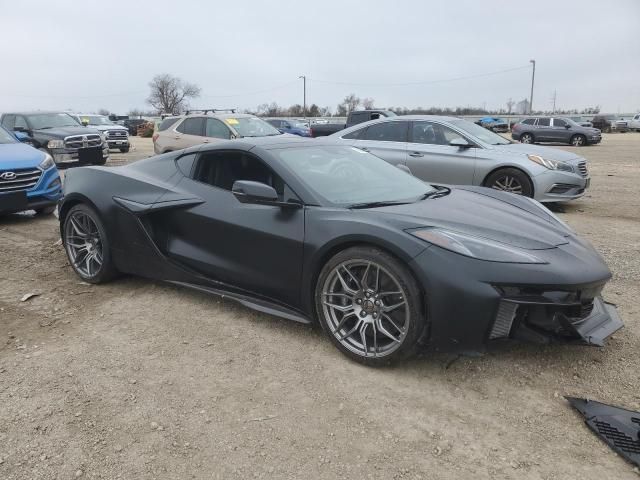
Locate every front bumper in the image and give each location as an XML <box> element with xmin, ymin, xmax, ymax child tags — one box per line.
<box><xmin>533</xmin><ymin>169</ymin><xmax>589</xmax><ymax>202</ymax></box>
<box><xmin>409</xmin><ymin>238</ymin><xmax>622</xmax><ymax>352</ymax></box>
<box><xmin>50</xmin><ymin>144</ymin><xmax>109</xmax><ymax>164</ymax></box>
<box><xmin>0</xmin><ymin>167</ymin><xmax>62</xmax><ymax>214</ymax></box>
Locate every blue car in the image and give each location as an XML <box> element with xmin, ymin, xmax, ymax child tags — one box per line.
<box><xmin>0</xmin><ymin>125</ymin><xmax>62</xmax><ymax>215</ymax></box>
<box><xmin>266</xmin><ymin>119</ymin><xmax>312</xmax><ymax>137</ymax></box>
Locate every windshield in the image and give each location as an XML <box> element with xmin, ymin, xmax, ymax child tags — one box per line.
<box><xmin>450</xmin><ymin>119</ymin><xmax>511</xmax><ymax>145</ymax></box>
<box><xmin>27</xmin><ymin>113</ymin><xmax>80</xmax><ymax>129</ymax></box>
<box><xmin>223</xmin><ymin>117</ymin><xmax>281</xmax><ymax>137</ymax></box>
<box><xmin>81</xmin><ymin>115</ymin><xmax>113</xmax><ymax>126</ymax></box>
<box><xmin>0</xmin><ymin>126</ymin><xmax>18</xmax><ymax>144</ymax></box>
<box><xmin>274</xmin><ymin>145</ymin><xmax>436</xmax><ymax>206</ymax></box>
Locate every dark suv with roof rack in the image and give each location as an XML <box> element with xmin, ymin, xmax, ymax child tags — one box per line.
<box><xmin>0</xmin><ymin>112</ymin><xmax>109</xmax><ymax>165</ymax></box>
<box><xmin>511</xmin><ymin>116</ymin><xmax>601</xmax><ymax>147</ymax></box>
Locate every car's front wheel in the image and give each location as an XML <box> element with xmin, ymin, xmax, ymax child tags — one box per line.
<box><xmin>520</xmin><ymin>132</ymin><xmax>534</xmax><ymax>144</ymax></box>
<box><xmin>62</xmin><ymin>204</ymin><xmax>117</xmax><ymax>283</ymax></box>
<box><xmin>485</xmin><ymin>168</ymin><xmax>533</xmax><ymax>197</ymax></box>
<box><xmin>570</xmin><ymin>134</ymin><xmax>586</xmax><ymax>147</ymax></box>
<box><xmin>315</xmin><ymin>246</ymin><xmax>426</xmax><ymax>366</ymax></box>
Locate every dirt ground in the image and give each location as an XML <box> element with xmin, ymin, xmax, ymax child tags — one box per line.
<box><xmin>1</xmin><ymin>134</ymin><xmax>639</xmax><ymax>480</ymax></box>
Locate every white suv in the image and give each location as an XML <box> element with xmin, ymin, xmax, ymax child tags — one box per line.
<box><xmin>629</xmin><ymin>113</ymin><xmax>640</xmax><ymax>132</ymax></box>
<box><xmin>153</xmin><ymin>110</ymin><xmax>283</xmax><ymax>154</ymax></box>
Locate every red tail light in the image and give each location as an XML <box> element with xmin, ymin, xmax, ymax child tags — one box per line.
<box><xmin>309</xmin><ymin>128</ymin><xmax>314</xmax><ymax>138</ymax></box>
<box><xmin>152</xmin><ymin>133</ymin><xmax>159</xmax><ymax>142</ymax></box>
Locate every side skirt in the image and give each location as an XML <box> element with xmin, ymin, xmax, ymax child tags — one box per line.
<box><xmin>167</xmin><ymin>280</ymin><xmax>312</xmax><ymax>325</ymax></box>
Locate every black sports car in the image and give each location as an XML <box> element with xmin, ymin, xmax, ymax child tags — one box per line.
<box><xmin>58</xmin><ymin>137</ymin><xmax>623</xmax><ymax>365</ymax></box>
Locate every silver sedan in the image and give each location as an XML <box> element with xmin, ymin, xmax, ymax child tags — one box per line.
<box><xmin>327</xmin><ymin>115</ymin><xmax>590</xmax><ymax>202</ymax></box>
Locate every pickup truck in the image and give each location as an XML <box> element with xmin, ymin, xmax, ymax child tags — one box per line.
<box><xmin>310</xmin><ymin>110</ymin><xmax>396</xmax><ymax>137</ymax></box>
<box><xmin>0</xmin><ymin>111</ymin><xmax>109</xmax><ymax>166</ymax></box>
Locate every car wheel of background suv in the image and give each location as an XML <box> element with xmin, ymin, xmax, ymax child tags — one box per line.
<box><xmin>570</xmin><ymin>134</ymin><xmax>586</xmax><ymax>147</ymax></box>
<box><xmin>520</xmin><ymin>132</ymin><xmax>534</xmax><ymax>144</ymax></box>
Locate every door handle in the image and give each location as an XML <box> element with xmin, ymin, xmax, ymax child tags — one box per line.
<box><xmin>409</xmin><ymin>152</ymin><xmax>424</xmax><ymax>157</ymax></box>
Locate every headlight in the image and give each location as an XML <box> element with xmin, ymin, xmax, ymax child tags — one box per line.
<box><xmin>527</xmin><ymin>154</ymin><xmax>573</xmax><ymax>172</ymax></box>
<box><xmin>408</xmin><ymin>228</ymin><xmax>547</xmax><ymax>264</ymax></box>
<box><xmin>101</xmin><ymin>132</ymin><xmax>108</xmax><ymax>142</ymax></box>
<box><xmin>39</xmin><ymin>153</ymin><xmax>55</xmax><ymax>170</ymax></box>
<box><xmin>47</xmin><ymin>139</ymin><xmax>64</xmax><ymax>149</ymax></box>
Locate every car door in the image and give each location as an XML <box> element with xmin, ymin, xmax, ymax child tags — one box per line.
<box><xmin>173</xmin><ymin>117</ymin><xmax>206</xmax><ymax>149</ymax></box>
<box><xmin>405</xmin><ymin>120</ymin><xmax>476</xmax><ymax>185</ymax></box>
<box><xmin>204</xmin><ymin>118</ymin><xmax>232</xmax><ymax>144</ymax></box>
<box><xmin>350</xmin><ymin>121</ymin><xmax>409</xmax><ymax>167</ymax></box>
<box><xmin>534</xmin><ymin>117</ymin><xmax>553</xmax><ymax>142</ymax></box>
<box><xmin>164</xmin><ymin>149</ymin><xmax>304</xmax><ymax>308</ymax></box>
<box><xmin>550</xmin><ymin>118</ymin><xmax>570</xmax><ymax>142</ymax></box>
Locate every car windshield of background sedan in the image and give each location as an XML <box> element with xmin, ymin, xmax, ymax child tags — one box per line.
<box><xmin>226</xmin><ymin>117</ymin><xmax>281</xmax><ymax>137</ymax></box>
<box><xmin>0</xmin><ymin>126</ymin><xmax>17</xmax><ymax>144</ymax></box>
<box><xmin>275</xmin><ymin>145</ymin><xmax>436</xmax><ymax>206</ymax></box>
<box><xmin>451</xmin><ymin>119</ymin><xmax>511</xmax><ymax>145</ymax></box>
<box><xmin>27</xmin><ymin>113</ymin><xmax>80</xmax><ymax>129</ymax></box>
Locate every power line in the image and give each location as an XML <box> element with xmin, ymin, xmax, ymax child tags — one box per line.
<box><xmin>308</xmin><ymin>65</ymin><xmax>531</xmax><ymax>88</ymax></box>
<box><xmin>198</xmin><ymin>80</ymin><xmax>300</xmax><ymax>98</ymax></box>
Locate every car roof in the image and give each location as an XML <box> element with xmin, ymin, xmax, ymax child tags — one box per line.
<box><xmin>378</xmin><ymin>114</ymin><xmax>461</xmax><ymax>122</ymax></box>
<box><xmin>4</xmin><ymin>111</ymin><xmax>73</xmax><ymax>116</ymax></box>
<box><xmin>199</xmin><ymin>136</ymin><xmax>335</xmax><ymax>151</ymax></box>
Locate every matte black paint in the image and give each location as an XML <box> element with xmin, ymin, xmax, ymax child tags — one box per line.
<box><xmin>59</xmin><ymin>138</ymin><xmax>623</xmax><ymax>352</ymax></box>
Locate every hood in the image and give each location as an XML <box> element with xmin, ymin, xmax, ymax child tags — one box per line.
<box><xmin>366</xmin><ymin>188</ymin><xmax>570</xmax><ymax>250</ymax></box>
<box><xmin>34</xmin><ymin>126</ymin><xmax>102</xmax><ymax>138</ymax></box>
<box><xmin>87</xmin><ymin>124</ymin><xmax>127</xmax><ymax>132</ymax></box>
<box><xmin>0</xmin><ymin>143</ymin><xmax>46</xmax><ymax>169</ymax></box>
<box><xmin>489</xmin><ymin>142</ymin><xmax>584</xmax><ymax>163</ymax></box>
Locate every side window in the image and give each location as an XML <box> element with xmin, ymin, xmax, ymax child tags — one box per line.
<box><xmin>537</xmin><ymin>118</ymin><xmax>551</xmax><ymax>127</ymax></box>
<box><xmin>342</xmin><ymin>128</ymin><xmax>366</xmax><ymax>140</ymax></box>
<box><xmin>192</xmin><ymin>151</ymin><xmax>287</xmax><ymax>199</ymax></box>
<box><xmin>14</xmin><ymin>116</ymin><xmax>28</xmax><ymax>130</ymax></box>
<box><xmin>2</xmin><ymin>114</ymin><xmax>15</xmax><ymax>129</ymax></box>
<box><xmin>205</xmin><ymin>118</ymin><xmax>231</xmax><ymax>139</ymax></box>
<box><xmin>522</xmin><ymin>118</ymin><xmax>535</xmax><ymax>125</ymax></box>
<box><xmin>553</xmin><ymin>118</ymin><xmax>567</xmax><ymax>128</ymax></box>
<box><xmin>176</xmin><ymin>117</ymin><xmax>205</xmax><ymax>136</ymax></box>
<box><xmin>363</xmin><ymin>122</ymin><xmax>408</xmax><ymax>142</ymax></box>
<box><xmin>411</xmin><ymin>122</ymin><xmax>465</xmax><ymax>146</ymax></box>
<box><xmin>349</xmin><ymin>112</ymin><xmax>367</xmax><ymax>125</ymax></box>
<box><xmin>159</xmin><ymin>117</ymin><xmax>180</xmax><ymax>131</ymax></box>
<box><xmin>176</xmin><ymin>153</ymin><xmax>197</xmax><ymax>176</ymax></box>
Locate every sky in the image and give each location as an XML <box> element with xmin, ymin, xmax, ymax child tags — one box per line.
<box><xmin>1</xmin><ymin>0</ymin><xmax>639</xmax><ymax>115</ymax></box>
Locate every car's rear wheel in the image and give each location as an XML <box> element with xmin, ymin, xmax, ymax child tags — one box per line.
<box><xmin>485</xmin><ymin>168</ymin><xmax>533</xmax><ymax>197</ymax></box>
<box><xmin>62</xmin><ymin>204</ymin><xmax>117</xmax><ymax>283</ymax></box>
<box><xmin>570</xmin><ymin>134</ymin><xmax>586</xmax><ymax>147</ymax></box>
<box><xmin>315</xmin><ymin>246</ymin><xmax>425</xmax><ymax>366</ymax></box>
<box><xmin>520</xmin><ymin>132</ymin><xmax>534</xmax><ymax>144</ymax></box>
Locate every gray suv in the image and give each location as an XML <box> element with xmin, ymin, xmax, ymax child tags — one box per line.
<box><xmin>511</xmin><ymin>117</ymin><xmax>601</xmax><ymax>146</ymax></box>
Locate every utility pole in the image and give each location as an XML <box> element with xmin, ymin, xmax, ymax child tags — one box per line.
<box><xmin>529</xmin><ymin>59</ymin><xmax>536</xmax><ymax>114</ymax></box>
<box><xmin>299</xmin><ymin>75</ymin><xmax>306</xmax><ymax>119</ymax></box>
<box><xmin>551</xmin><ymin>90</ymin><xmax>557</xmax><ymax>114</ymax></box>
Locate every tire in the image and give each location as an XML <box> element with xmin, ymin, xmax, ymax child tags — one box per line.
<box><xmin>485</xmin><ymin>168</ymin><xmax>534</xmax><ymax>197</ymax></box>
<box><xmin>119</xmin><ymin>147</ymin><xmax>130</xmax><ymax>153</ymax></box>
<box><xmin>520</xmin><ymin>132</ymin><xmax>534</xmax><ymax>144</ymax></box>
<box><xmin>35</xmin><ymin>205</ymin><xmax>56</xmax><ymax>215</ymax></box>
<box><xmin>570</xmin><ymin>134</ymin><xmax>586</xmax><ymax>147</ymax></box>
<box><xmin>315</xmin><ymin>246</ymin><xmax>426</xmax><ymax>366</ymax></box>
<box><xmin>62</xmin><ymin>204</ymin><xmax>117</xmax><ymax>284</ymax></box>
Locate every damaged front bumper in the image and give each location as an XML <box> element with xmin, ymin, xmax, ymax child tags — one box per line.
<box><xmin>489</xmin><ymin>288</ymin><xmax>623</xmax><ymax>346</ymax></box>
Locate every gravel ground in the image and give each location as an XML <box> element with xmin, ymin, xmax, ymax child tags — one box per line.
<box><xmin>1</xmin><ymin>134</ymin><xmax>639</xmax><ymax>479</ymax></box>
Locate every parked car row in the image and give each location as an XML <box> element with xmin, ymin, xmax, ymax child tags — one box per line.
<box><xmin>511</xmin><ymin>116</ymin><xmax>602</xmax><ymax>146</ymax></box>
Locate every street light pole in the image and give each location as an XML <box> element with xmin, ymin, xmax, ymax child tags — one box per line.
<box><xmin>299</xmin><ymin>75</ymin><xmax>306</xmax><ymax>119</ymax></box>
<box><xmin>529</xmin><ymin>59</ymin><xmax>536</xmax><ymax>114</ymax></box>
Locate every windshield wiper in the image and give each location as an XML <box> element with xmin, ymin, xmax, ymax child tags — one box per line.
<box><xmin>349</xmin><ymin>200</ymin><xmax>412</xmax><ymax>209</ymax></box>
<box><xmin>420</xmin><ymin>187</ymin><xmax>451</xmax><ymax>199</ymax></box>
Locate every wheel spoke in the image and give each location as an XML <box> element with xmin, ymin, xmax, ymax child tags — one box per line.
<box><xmin>322</xmin><ymin>300</ymin><xmax>354</xmax><ymax>312</ymax></box>
<box><xmin>382</xmin><ymin>313</ymin><xmax>403</xmax><ymax>334</ymax></box>
<box><xmin>341</xmin><ymin>265</ymin><xmax>361</xmax><ymax>290</ymax></box>
<box><xmin>383</xmin><ymin>299</ymin><xmax>406</xmax><ymax>313</ymax></box>
<box><xmin>376</xmin><ymin>317</ymin><xmax>401</xmax><ymax>343</ymax></box>
<box><xmin>337</xmin><ymin>320</ymin><xmax>361</xmax><ymax>342</ymax></box>
<box><xmin>334</xmin><ymin>311</ymin><xmax>356</xmax><ymax>333</ymax></box>
<box><xmin>361</xmin><ymin>262</ymin><xmax>372</xmax><ymax>290</ymax></box>
<box><xmin>335</xmin><ymin>269</ymin><xmax>357</xmax><ymax>295</ymax></box>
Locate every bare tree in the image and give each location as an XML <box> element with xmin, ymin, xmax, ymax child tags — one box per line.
<box><xmin>361</xmin><ymin>97</ymin><xmax>375</xmax><ymax>109</ymax></box>
<box><xmin>147</xmin><ymin>74</ymin><xmax>201</xmax><ymax>114</ymax></box>
<box><xmin>339</xmin><ymin>93</ymin><xmax>361</xmax><ymax>114</ymax></box>
<box><xmin>97</xmin><ymin>108</ymin><xmax>110</xmax><ymax>116</ymax></box>
<box><xmin>505</xmin><ymin>98</ymin><xmax>515</xmax><ymax>115</ymax></box>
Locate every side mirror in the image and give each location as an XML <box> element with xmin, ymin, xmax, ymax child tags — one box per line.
<box><xmin>81</xmin><ymin>119</ymin><xmax>89</xmax><ymax>126</ymax></box>
<box><xmin>565</xmin><ymin>124</ymin><xmax>571</xmax><ymax>129</ymax></box>
<box><xmin>396</xmin><ymin>164</ymin><xmax>413</xmax><ymax>175</ymax></box>
<box><xmin>232</xmin><ymin>180</ymin><xmax>300</xmax><ymax>208</ymax></box>
<box><xmin>449</xmin><ymin>137</ymin><xmax>472</xmax><ymax>148</ymax></box>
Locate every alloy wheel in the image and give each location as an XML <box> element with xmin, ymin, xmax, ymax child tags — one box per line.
<box><xmin>321</xmin><ymin>260</ymin><xmax>410</xmax><ymax>358</ymax></box>
<box><xmin>520</xmin><ymin>134</ymin><xmax>533</xmax><ymax>144</ymax></box>
<box><xmin>64</xmin><ymin>210</ymin><xmax>104</xmax><ymax>278</ymax></box>
<box><xmin>491</xmin><ymin>175</ymin><xmax>523</xmax><ymax>194</ymax></box>
<box><xmin>571</xmin><ymin>135</ymin><xmax>585</xmax><ymax>146</ymax></box>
